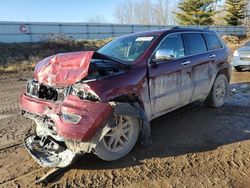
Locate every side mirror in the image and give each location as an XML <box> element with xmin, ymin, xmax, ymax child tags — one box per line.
<box><xmin>152</xmin><ymin>49</ymin><xmax>175</xmax><ymax>62</ymax></box>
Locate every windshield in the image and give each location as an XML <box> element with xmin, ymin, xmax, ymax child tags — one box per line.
<box><xmin>98</xmin><ymin>36</ymin><xmax>155</xmax><ymax>62</ymax></box>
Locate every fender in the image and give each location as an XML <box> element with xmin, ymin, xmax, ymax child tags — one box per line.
<box><xmin>216</xmin><ymin>62</ymin><xmax>231</xmax><ymax>82</ymax></box>
<box><xmin>207</xmin><ymin>62</ymin><xmax>231</xmax><ymax>97</ymax></box>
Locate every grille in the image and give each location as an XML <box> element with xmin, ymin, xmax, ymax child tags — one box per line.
<box><xmin>240</xmin><ymin>57</ymin><xmax>250</xmax><ymax>61</ymax></box>
<box><xmin>26</xmin><ymin>80</ymin><xmax>69</xmax><ymax>101</ymax></box>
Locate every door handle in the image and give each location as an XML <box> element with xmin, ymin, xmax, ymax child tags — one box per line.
<box><xmin>210</xmin><ymin>54</ymin><xmax>216</xmax><ymax>58</ymax></box>
<box><xmin>182</xmin><ymin>61</ymin><xmax>191</xmax><ymax>65</ymax></box>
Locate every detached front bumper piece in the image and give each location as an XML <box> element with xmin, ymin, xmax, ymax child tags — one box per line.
<box><xmin>24</xmin><ymin>135</ymin><xmax>77</xmax><ymax>168</ymax></box>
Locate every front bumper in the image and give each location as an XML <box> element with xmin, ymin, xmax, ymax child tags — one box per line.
<box><xmin>24</xmin><ymin>134</ymin><xmax>77</xmax><ymax>168</ymax></box>
<box><xmin>20</xmin><ymin>93</ymin><xmax>113</xmax><ymax>141</ymax></box>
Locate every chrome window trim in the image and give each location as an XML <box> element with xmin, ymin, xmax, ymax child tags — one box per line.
<box><xmin>148</xmin><ymin>31</ymin><xmax>225</xmax><ymax>66</ymax></box>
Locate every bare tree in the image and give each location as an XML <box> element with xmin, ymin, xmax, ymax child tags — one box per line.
<box><xmin>134</xmin><ymin>0</ymin><xmax>153</xmax><ymax>25</ymax></box>
<box><xmin>86</xmin><ymin>15</ymin><xmax>107</xmax><ymax>23</ymax></box>
<box><xmin>213</xmin><ymin>0</ymin><xmax>222</xmax><ymax>10</ymax></box>
<box><xmin>113</xmin><ymin>0</ymin><xmax>135</xmax><ymax>24</ymax></box>
<box><xmin>113</xmin><ymin>0</ymin><xmax>178</xmax><ymax>25</ymax></box>
<box><xmin>153</xmin><ymin>0</ymin><xmax>169</xmax><ymax>25</ymax></box>
<box><xmin>113</xmin><ymin>5</ymin><xmax>125</xmax><ymax>24</ymax></box>
<box><xmin>247</xmin><ymin>1</ymin><xmax>250</xmax><ymax>26</ymax></box>
<box><xmin>211</xmin><ymin>0</ymin><xmax>225</xmax><ymax>25</ymax></box>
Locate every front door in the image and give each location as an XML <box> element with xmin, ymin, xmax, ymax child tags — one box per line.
<box><xmin>148</xmin><ymin>33</ymin><xmax>188</xmax><ymax>120</ymax></box>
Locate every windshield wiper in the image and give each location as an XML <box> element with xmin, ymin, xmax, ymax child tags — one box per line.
<box><xmin>93</xmin><ymin>52</ymin><xmax>130</xmax><ymax>67</ymax></box>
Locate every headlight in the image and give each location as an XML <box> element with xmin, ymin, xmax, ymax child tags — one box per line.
<box><xmin>233</xmin><ymin>50</ymin><xmax>239</xmax><ymax>57</ymax></box>
<box><xmin>70</xmin><ymin>84</ymin><xmax>100</xmax><ymax>101</ymax></box>
<box><xmin>62</xmin><ymin>113</ymin><xmax>81</xmax><ymax>124</ymax></box>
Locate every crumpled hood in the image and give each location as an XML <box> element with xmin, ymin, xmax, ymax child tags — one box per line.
<box><xmin>34</xmin><ymin>51</ymin><xmax>94</xmax><ymax>87</ymax></box>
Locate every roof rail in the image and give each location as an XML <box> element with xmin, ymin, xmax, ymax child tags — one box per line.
<box><xmin>203</xmin><ymin>26</ymin><xmax>210</xmax><ymax>30</ymax></box>
<box><xmin>171</xmin><ymin>26</ymin><xmax>181</xmax><ymax>30</ymax></box>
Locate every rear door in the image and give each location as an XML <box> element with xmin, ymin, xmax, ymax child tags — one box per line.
<box><xmin>182</xmin><ymin>33</ymin><xmax>211</xmax><ymax>102</ymax></box>
<box><xmin>203</xmin><ymin>33</ymin><xmax>225</xmax><ymax>85</ymax></box>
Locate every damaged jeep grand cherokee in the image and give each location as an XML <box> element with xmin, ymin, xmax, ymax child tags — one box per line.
<box><xmin>20</xmin><ymin>27</ymin><xmax>231</xmax><ymax>168</ymax></box>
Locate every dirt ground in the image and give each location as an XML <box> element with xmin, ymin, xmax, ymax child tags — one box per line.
<box><xmin>0</xmin><ymin>67</ymin><xmax>250</xmax><ymax>187</ymax></box>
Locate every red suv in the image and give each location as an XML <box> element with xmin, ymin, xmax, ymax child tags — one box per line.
<box><xmin>20</xmin><ymin>27</ymin><xmax>231</xmax><ymax>168</ymax></box>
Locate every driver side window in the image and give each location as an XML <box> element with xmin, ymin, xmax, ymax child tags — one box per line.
<box><xmin>158</xmin><ymin>34</ymin><xmax>185</xmax><ymax>59</ymax></box>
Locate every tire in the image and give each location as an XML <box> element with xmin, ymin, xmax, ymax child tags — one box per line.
<box><xmin>234</xmin><ymin>66</ymin><xmax>243</xmax><ymax>72</ymax></box>
<box><xmin>94</xmin><ymin>115</ymin><xmax>139</xmax><ymax>161</ymax></box>
<box><xmin>206</xmin><ymin>74</ymin><xmax>229</xmax><ymax>107</ymax></box>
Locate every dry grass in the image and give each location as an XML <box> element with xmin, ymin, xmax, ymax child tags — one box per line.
<box><xmin>0</xmin><ymin>55</ymin><xmax>39</xmax><ymax>73</ymax></box>
<box><xmin>0</xmin><ymin>62</ymin><xmax>35</xmax><ymax>73</ymax></box>
<box><xmin>221</xmin><ymin>34</ymin><xmax>249</xmax><ymax>45</ymax></box>
<box><xmin>0</xmin><ymin>38</ymin><xmax>112</xmax><ymax>74</ymax></box>
<box><xmin>0</xmin><ymin>35</ymin><xmax>248</xmax><ymax>74</ymax></box>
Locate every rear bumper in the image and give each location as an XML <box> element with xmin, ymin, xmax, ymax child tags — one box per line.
<box><xmin>20</xmin><ymin>93</ymin><xmax>113</xmax><ymax>141</ymax></box>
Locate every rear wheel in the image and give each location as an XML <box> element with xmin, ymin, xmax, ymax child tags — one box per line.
<box><xmin>234</xmin><ymin>66</ymin><xmax>243</xmax><ymax>72</ymax></box>
<box><xmin>94</xmin><ymin>115</ymin><xmax>139</xmax><ymax>161</ymax></box>
<box><xmin>206</xmin><ymin>74</ymin><xmax>228</xmax><ymax>107</ymax></box>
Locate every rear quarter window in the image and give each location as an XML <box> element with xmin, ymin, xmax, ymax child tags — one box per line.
<box><xmin>183</xmin><ymin>33</ymin><xmax>207</xmax><ymax>55</ymax></box>
<box><xmin>203</xmin><ymin>33</ymin><xmax>223</xmax><ymax>51</ymax></box>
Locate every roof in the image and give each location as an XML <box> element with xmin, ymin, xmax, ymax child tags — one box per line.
<box><xmin>120</xmin><ymin>27</ymin><xmax>215</xmax><ymax>38</ymax></box>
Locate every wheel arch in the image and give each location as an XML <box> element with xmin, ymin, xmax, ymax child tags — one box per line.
<box><xmin>216</xmin><ymin>63</ymin><xmax>231</xmax><ymax>82</ymax></box>
<box><xmin>108</xmin><ymin>93</ymin><xmax>152</xmax><ymax>146</ymax></box>
<box><xmin>110</xmin><ymin>93</ymin><xmax>144</xmax><ymax>110</ymax></box>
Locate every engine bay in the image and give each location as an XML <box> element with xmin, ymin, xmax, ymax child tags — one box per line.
<box><xmin>85</xmin><ymin>59</ymin><xmax>127</xmax><ymax>80</ymax></box>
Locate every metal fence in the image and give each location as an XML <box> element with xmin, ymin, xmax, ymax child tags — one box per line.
<box><xmin>0</xmin><ymin>21</ymin><xmax>249</xmax><ymax>43</ymax></box>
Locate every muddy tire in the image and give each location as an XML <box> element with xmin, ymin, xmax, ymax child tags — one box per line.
<box><xmin>234</xmin><ymin>66</ymin><xmax>243</xmax><ymax>72</ymax></box>
<box><xmin>206</xmin><ymin>74</ymin><xmax>229</xmax><ymax>107</ymax></box>
<box><xmin>94</xmin><ymin>115</ymin><xmax>139</xmax><ymax>161</ymax></box>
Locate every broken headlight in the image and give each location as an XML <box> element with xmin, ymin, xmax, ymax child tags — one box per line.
<box><xmin>70</xmin><ymin>84</ymin><xmax>100</xmax><ymax>101</ymax></box>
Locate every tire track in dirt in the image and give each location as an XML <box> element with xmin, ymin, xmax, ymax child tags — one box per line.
<box><xmin>0</xmin><ymin>146</ymin><xmax>42</xmax><ymax>187</ymax></box>
<box><xmin>0</xmin><ymin>114</ymin><xmax>15</xmax><ymax>120</ymax></box>
<box><xmin>0</xmin><ymin>168</ymin><xmax>44</xmax><ymax>187</ymax></box>
<box><xmin>0</xmin><ymin>114</ymin><xmax>33</xmax><ymax>156</ymax></box>
<box><xmin>0</xmin><ymin>73</ymin><xmax>250</xmax><ymax>187</ymax></box>
<box><xmin>0</xmin><ymin>77</ymin><xmax>35</xmax><ymax>186</ymax></box>
<box><xmin>0</xmin><ymin>78</ymin><xmax>26</xmax><ymax>85</ymax></box>
<box><xmin>0</xmin><ymin>104</ymin><xmax>20</xmax><ymax>115</ymax></box>
<box><xmin>0</xmin><ymin>143</ymin><xmax>22</xmax><ymax>152</ymax></box>
<box><xmin>0</xmin><ymin>79</ymin><xmax>24</xmax><ymax>117</ymax></box>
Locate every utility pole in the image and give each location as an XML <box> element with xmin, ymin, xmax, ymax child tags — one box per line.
<box><xmin>246</xmin><ymin>2</ymin><xmax>250</xmax><ymax>27</ymax></box>
<box><xmin>245</xmin><ymin>10</ymin><xmax>250</xmax><ymax>27</ymax></box>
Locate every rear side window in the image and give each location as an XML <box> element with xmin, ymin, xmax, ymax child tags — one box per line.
<box><xmin>183</xmin><ymin>33</ymin><xmax>207</xmax><ymax>55</ymax></box>
<box><xmin>203</xmin><ymin>34</ymin><xmax>223</xmax><ymax>50</ymax></box>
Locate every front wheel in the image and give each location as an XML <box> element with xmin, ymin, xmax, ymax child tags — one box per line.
<box><xmin>94</xmin><ymin>115</ymin><xmax>139</xmax><ymax>161</ymax></box>
<box><xmin>234</xmin><ymin>66</ymin><xmax>243</xmax><ymax>72</ymax></box>
<box><xmin>206</xmin><ymin>74</ymin><xmax>229</xmax><ymax>107</ymax></box>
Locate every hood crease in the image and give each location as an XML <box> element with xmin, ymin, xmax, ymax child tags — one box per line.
<box><xmin>34</xmin><ymin>51</ymin><xmax>95</xmax><ymax>87</ymax></box>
